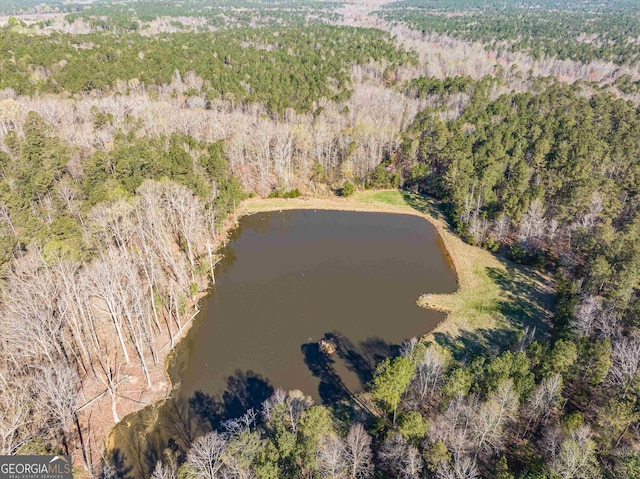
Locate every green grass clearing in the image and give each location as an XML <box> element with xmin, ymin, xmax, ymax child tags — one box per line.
<box><xmin>352</xmin><ymin>190</ymin><xmax>408</xmax><ymax>206</ymax></box>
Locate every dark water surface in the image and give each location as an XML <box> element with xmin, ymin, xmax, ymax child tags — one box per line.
<box><xmin>111</xmin><ymin>210</ymin><xmax>457</xmax><ymax>477</ymax></box>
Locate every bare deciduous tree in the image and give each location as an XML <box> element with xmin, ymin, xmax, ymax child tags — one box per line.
<box><xmin>492</xmin><ymin>214</ymin><xmax>511</xmax><ymax>241</ymax></box>
<box><xmin>608</xmin><ymin>335</ymin><xmax>640</xmax><ymax>395</ymax></box>
<box><xmin>0</xmin><ymin>201</ymin><xmax>16</xmax><ymax>236</ymax></box>
<box><xmin>472</xmin><ymin>380</ymin><xmax>518</xmax><ymax>458</ymax></box>
<box><xmin>378</xmin><ymin>434</ymin><xmax>423</xmax><ymax>479</ymax></box>
<box><xmin>151</xmin><ymin>460</ymin><xmax>177</xmax><ymax>479</ymax></box>
<box><xmin>429</xmin><ymin>396</ymin><xmax>474</xmax><ymax>456</ymax></box>
<box><xmin>549</xmin><ymin>426</ymin><xmax>600</xmax><ymax>479</ymax></box>
<box><xmin>435</xmin><ymin>454</ymin><xmax>479</xmax><ymax>479</ymax></box>
<box><xmin>572</xmin><ymin>296</ymin><xmax>601</xmax><ymax>337</ymax></box>
<box><xmin>318</xmin><ymin>434</ymin><xmax>347</xmax><ymax>479</ymax></box>
<box><xmin>37</xmin><ymin>364</ymin><xmax>80</xmax><ymax>450</ymax></box>
<box><xmin>344</xmin><ymin>424</ymin><xmax>372</xmax><ymax>479</ymax></box>
<box><xmin>412</xmin><ymin>346</ymin><xmax>445</xmax><ymax>403</ymax></box>
<box><xmin>186</xmin><ymin>431</ymin><xmax>230</xmax><ymax>479</ymax></box>
<box><xmin>0</xmin><ymin>372</ymin><xmax>31</xmax><ymax>454</ymax></box>
<box><xmin>262</xmin><ymin>389</ymin><xmax>312</xmax><ymax>433</ymax></box>
<box><xmin>522</xmin><ymin>374</ymin><xmax>564</xmax><ymax>435</ymax></box>
<box><xmin>518</xmin><ymin>198</ymin><xmax>547</xmax><ymax>248</ymax></box>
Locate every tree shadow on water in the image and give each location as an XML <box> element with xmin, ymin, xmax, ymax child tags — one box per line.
<box><xmin>303</xmin><ymin>332</ymin><xmax>399</xmax><ymax>406</ymax></box>
<box><xmin>162</xmin><ymin>396</ymin><xmax>201</xmax><ymax>451</ymax></box>
<box><xmin>332</xmin><ymin>334</ymin><xmax>398</xmax><ymax>385</ymax></box>
<box><xmin>107</xmin><ymin>400</ymin><xmax>175</xmax><ymax>479</ymax></box>
<box><xmin>138</xmin><ymin>396</ymin><xmax>200</xmax><ymax>475</ymax></box>
<box><xmin>107</xmin><ymin>371</ymin><xmax>273</xmax><ymax>479</ymax></box>
<box><xmin>302</xmin><ymin>339</ymin><xmax>352</xmax><ymax>404</ymax></box>
<box><xmin>189</xmin><ymin>370</ymin><xmax>274</xmax><ymax>430</ymax></box>
<box><xmin>107</xmin><ymin>396</ymin><xmax>205</xmax><ymax>479</ymax></box>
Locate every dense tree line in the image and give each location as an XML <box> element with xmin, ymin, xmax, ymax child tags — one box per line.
<box><xmin>378</xmin><ymin>0</ymin><xmax>640</xmax><ymax>65</ymax></box>
<box><xmin>0</xmin><ymin>112</ymin><xmax>244</xmax><ymax>266</ymax></box>
<box><xmin>0</xmin><ymin>0</ymin><xmax>70</xmax><ymax>15</ymax></box>
<box><xmin>0</xmin><ymin>109</ymin><xmax>248</xmax><ymax>463</ymax></box>
<box><xmin>401</xmin><ymin>81</ymin><xmax>640</xmax><ymax>275</ymax></box>
<box><xmin>61</xmin><ymin>0</ymin><xmax>341</xmax><ymax>32</ymax></box>
<box><xmin>380</xmin><ymin>0</ymin><xmax>640</xmax><ymax>13</ymax></box>
<box><xmin>402</xmin><ymin>76</ymin><xmax>480</xmax><ymax>99</ymax></box>
<box><xmin>0</xmin><ymin>0</ymin><xmax>337</xmax><ymax>18</ymax></box>
<box><xmin>389</xmin><ymin>79</ymin><xmax>640</xmax><ymax>476</ymax></box>
<box><xmin>0</xmin><ymin>61</ymin><xmax>422</xmax><ymax>196</ymax></box>
<box><xmin>0</xmin><ymin>26</ymin><xmax>412</xmax><ymax>113</ymax></box>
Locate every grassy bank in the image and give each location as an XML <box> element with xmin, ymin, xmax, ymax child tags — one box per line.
<box><xmin>241</xmin><ymin>190</ymin><xmax>555</xmax><ymax>354</ymax></box>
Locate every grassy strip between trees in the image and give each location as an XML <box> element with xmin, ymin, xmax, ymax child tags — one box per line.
<box><xmin>241</xmin><ymin>190</ymin><xmax>556</xmax><ymax>350</ymax></box>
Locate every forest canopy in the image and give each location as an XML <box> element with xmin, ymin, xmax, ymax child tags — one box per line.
<box><xmin>0</xmin><ymin>26</ymin><xmax>413</xmax><ymax>112</ymax></box>
<box><xmin>378</xmin><ymin>0</ymin><xmax>640</xmax><ymax>65</ymax></box>
<box><xmin>1</xmin><ymin>0</ymin><xmax>640</xmax><ymax>477</ymax></box>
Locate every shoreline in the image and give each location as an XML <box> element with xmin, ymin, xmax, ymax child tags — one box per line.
<box><xmin>238</xmin><ymin>192</ymin><xmax>472</xmax><ymax>336</ymax></box>
<box><xmin>239</xmin><ymin>193</ymin><xmax>464</xmax><ymax>317</ymax></box>
<box><xmin>104</xmin><ymin>189</ymin><xmax>555</xmax><ymax>469</ymax></box>
<box><xmin>104</xmin><ymin>190</ymin><xmax>461</xmax><ymax>461</ymax></box>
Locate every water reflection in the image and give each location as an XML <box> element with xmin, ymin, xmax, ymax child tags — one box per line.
<box><xmin>109</xmin><ymin>210</ymin><xmax>457</xmax><ymax>478</ymax></box>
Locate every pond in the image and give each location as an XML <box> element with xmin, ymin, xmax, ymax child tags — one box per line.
<box><xmin>110</xmin><ymin>209</ymin><xmax>457</xmax><ymax>477</ymax></box>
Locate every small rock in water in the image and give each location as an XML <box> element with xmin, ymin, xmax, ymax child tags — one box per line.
<box><xmin>319</xmin><ymin>338</ymin><xmax>337</xmax><ymax>354</ymax></box>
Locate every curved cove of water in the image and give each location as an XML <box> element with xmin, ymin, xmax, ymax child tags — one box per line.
<box><xmin>110</xmin><ymin>209</ymin><xmax>457</xmax><ymax>477</ymax></box>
